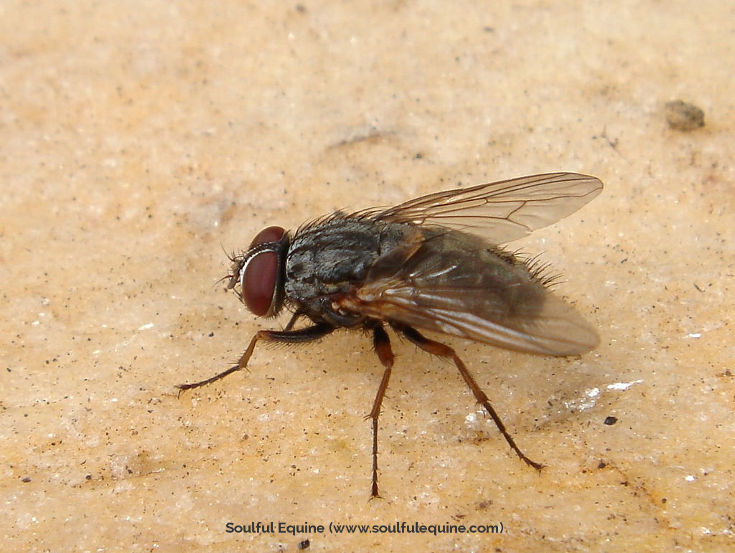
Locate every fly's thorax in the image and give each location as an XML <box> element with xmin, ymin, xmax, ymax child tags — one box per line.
<box><xmin>283</xmin><ymin>217</ymin><xmax>415</xmax><ymax>307</ymax></box>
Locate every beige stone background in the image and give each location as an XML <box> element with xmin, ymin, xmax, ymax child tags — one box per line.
<box><xmin>1</xmin><ymin>1</ymin><xmax>733</xmax><ymax>552</ymax></box>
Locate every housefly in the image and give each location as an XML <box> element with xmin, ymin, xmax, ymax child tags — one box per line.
<box><xmin>178</xmin><ymin>172</ymin><xmax>603</xmax><ymax>497</ymax></box>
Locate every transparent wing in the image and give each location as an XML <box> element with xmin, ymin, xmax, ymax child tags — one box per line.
<box><xmin>375</xmin><ymin>172</ymin><xmax>603</xmax><ymax>244</ymax></box>
<box><xmin>354</xmin><ymin>281</ymin><xmax>599</xmax><ymax>355</ymax></box>
<box><xmin>339</xmin><ymin>229</ymin><xmax>599</xmax><ymax>356</ymax></box>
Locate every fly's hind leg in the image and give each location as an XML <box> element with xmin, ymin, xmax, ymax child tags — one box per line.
<box><xmin>366</xmin><ymin>323</ymin><xmax>395</xmax><ymax>498</ymax></box>
<box><xmin>395</xmin><ymin>323</ymin><xmax>544</xmax><ymax>471</ymax></box>
<box><xmin>177</xmin><ymin>322</ymin><xmax>334</xmax><ymax>392</ymax></box>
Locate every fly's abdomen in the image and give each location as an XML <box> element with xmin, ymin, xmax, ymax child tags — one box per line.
<box><xmin>406</xmin><ymin>230</ymin><xmax>546</xmax><ymax>318</ymax></box>
<box><xmin>356</xmin><ymin>227</ymin><xmax>598</xmax><ymax>355</ymax></box>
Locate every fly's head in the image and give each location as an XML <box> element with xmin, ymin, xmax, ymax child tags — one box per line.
<box><xmin>227</xmin><ymin>226</ymin><xmax>289</xmax><ymax>318</ymax></box>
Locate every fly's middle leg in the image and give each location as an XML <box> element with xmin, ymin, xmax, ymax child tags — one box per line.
<box><xmin>367</xmin><ymin>323</ymin><xmax>394</xmax><ymax>498</ymax></box>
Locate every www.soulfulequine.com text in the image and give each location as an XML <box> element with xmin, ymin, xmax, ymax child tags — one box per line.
<box><xmin>225</xmin><ymin>520</ymin><xmax>503</xmax><ymax>536</ymax></box>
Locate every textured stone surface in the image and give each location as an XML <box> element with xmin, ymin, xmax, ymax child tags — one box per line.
<box><xmin>2</xmin><ymin>2</ymin><xmax>732</xmax><ymax>551</ymax></box>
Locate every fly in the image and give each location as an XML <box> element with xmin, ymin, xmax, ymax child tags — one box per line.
<box><xmin>178</xmin><ymin>172</ymin><xmax>603</xmax><ymax>497</ymax></box>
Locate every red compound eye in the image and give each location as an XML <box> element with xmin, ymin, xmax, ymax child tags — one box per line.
<box><xmin>242</xmin><ymin>226</ymin><xmax>285</xmax><ymax>317</ymax></box>
<box><xmin>248</xmin><ymin>226</ymin><xmax>285</xmax><ymax>249</ymax></box>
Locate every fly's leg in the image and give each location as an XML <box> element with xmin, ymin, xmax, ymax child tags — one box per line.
<box><xmin>366</xmin><ymin>324</ymin><xmax>395</xmax><ymax>498</ymax></box>
<box><xmin>283</xmin><ymin>310</ymin><xmax>306</xmax><ymax>331</ymax></box>
<box><xmin>396</xmin><ymin>324</ymin><xmax>544</xmax><ymax>471</ymax></box>
<box><xmin>177</xmin><ymin>323</ymin><xmax>334</xmax><ymax>392</ymax></box>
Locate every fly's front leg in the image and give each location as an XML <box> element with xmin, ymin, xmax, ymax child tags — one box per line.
<box><xmin>395</xmin><ymin>324</ymin><xmax>544</xmax><ymax>471</ymax></box>
<box><xmin>366</xmin><ymin>323</ymin><xmax>394</xmax><ymax>498</ymax></box>
<box><xmin>283</xmin><ymin>309</ymin><xmax>306</xmax><ymax>331</ymax></box>
<box><xmin>177</xmin><ymin>322</ymin><xmax>334</xmax><ymax>392</ymax></box>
